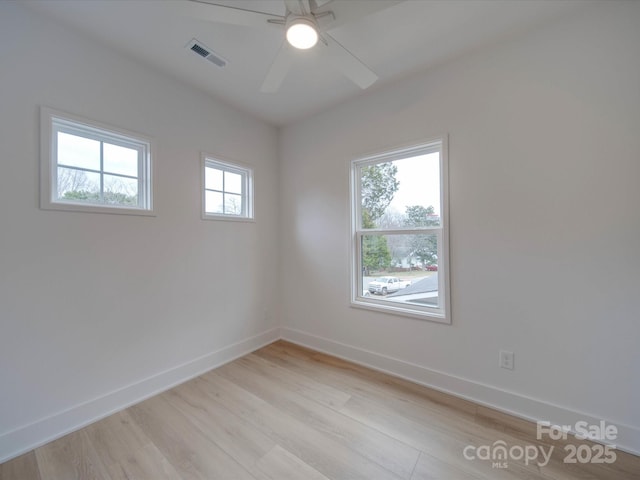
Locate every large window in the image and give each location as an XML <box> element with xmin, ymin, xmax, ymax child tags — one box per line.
<box><xmin>40</xmin><ymin>107</ymin><xmax>153</xmax><ymax>215</ymax></box>
<box><xmin>202</xmin><ymin>155</ymin><xmax>253</xmax><ymax>220</ymax></box>
<box><xmin>351</xmin><ymin>138</ymin><xmax>450</xmax><ymax>322</ymax></box>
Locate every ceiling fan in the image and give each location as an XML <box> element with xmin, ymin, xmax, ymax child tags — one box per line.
<box><xmin>186</xmin><ymin>0</ymin><xmax>402</xmax><ymax>93</ymax></box>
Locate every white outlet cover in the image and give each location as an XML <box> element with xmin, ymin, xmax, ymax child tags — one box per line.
<box><xmin>499</xmin><ymin>350</ymin><xmax>514</xmax><ymax>370</ymax></box>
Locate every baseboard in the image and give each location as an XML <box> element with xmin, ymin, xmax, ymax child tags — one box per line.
<box><xmin>3</xmin><ymin>325</ymin><xmax>637</xmax><ymax>464</ymax></box>
<box><xmin>281</xmin><ymin>327</ymin><xmax>640</xmax><ymax>456</ymax></box>
<box><xmin>0</xmin><ymin>327</ymin><xmax>281</xmax><ymax>464</ymax></box>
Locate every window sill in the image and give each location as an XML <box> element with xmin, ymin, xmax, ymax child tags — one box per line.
<box><xmin>350</xmin><ymin>297</ymin><xmax>450</xmax><ymax>324</ymax></box>
<box><xmin>40</xmin><ymin>200</ymin><xmax>155</xmax><ymax>217</ymax></box>
<box><xmin>202</xmin><ymin>213</ymin><xmax>255</xmax><ymax>223</ymax></box>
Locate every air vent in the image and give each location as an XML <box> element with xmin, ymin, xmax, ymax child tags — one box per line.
<box><xmin>186</xmin><ymin>39</ymin><xmax>228</xmax><ymax>68</ymax></box>
<box><xmin>190</xmin><ymin>43</ymin><xmax>210</xmax><ymax>58</ymax></box>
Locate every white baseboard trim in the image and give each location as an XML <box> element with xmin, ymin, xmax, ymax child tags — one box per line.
<box><xmin>0</xmin><ymin>327</ymin><xmax>281</xmax><ymax>464</ymax></box>
<box><xmin>281</xmin><ymin>327</ymin><xmax>640</xmax><ymax>456</ymax></box>
<box><xmin>3</xmin><ymin>326</ymin><xmax>638</xmax><ymax>464</ymax></box>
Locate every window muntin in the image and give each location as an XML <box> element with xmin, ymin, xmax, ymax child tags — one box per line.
<box><xmin>41</xmin><ymin>107</ymin><xmax>153</xmax><ymax>215</ymax></box>
<box><xmin>202</xmin><ymin>156</ymin><xmax>253</xmax><ymax>220</ymax></box>
<box><xmin>351</xmin><ymin>139</ymin><xmax>450</xmax><ymax>322</ymax></box>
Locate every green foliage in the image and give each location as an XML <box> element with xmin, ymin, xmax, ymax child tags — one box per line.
<box><xmin>360</xmin><ymin>162</ymin><xmax>399</xmax><ymax>274</ymax></box>
<box><xmin>361</xmin><ymin>163</ymin><xmax>399</xmax><ymax>223</ymax></box>
<box><xmin>63</xmin><ymin>190</ymin><xmax>137</xmax><ymax>206</ymax></box>
<box><xmin>404</xmin><ymin>204</ymin><xmax>438</xmax><ymax>266</ymax></box>
<box><xmin>362</xmin><ymin>234</ymin><xmax>392</xmax><ymax>274</ymax></box>
<box><xmin>404</xmin><ymin>205</ymin><xmax>439</xmax><ymax>227</ymax></box>
<box><xmin>63</xmin><ymin>190</ymin><xmax>97</xmax><ymax>201</ymax></box>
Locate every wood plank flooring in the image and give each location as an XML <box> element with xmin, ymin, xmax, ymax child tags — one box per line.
<box><xmin>1</xmin><ymin>340</ymin><xmax>638</xmax><ymax>479</ymax></box>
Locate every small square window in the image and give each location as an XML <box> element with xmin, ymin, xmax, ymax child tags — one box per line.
<box><xmin>202</xmin><ymin>155</ymin><xmax>254</xmax><ymax>221</ymax></box>
<box><xmin>40</xmin><ymin>107</ymin><xmax>154</xmax><ymax>215</ymax></box>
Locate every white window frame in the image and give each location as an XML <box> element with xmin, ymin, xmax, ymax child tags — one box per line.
<box><xmin>40</xmin><ymin>107</ymin><xmax>154</xmax><ymax>216</ymax></box>
<box><xmin>350</xmin><ymin>137</ymin><xmax>451</xmax><ymax>323</ymax></box>
<box><xmin>201</xmin><ymin>154</ymin><xmax>254</xmax><ymax>221</ymax></box>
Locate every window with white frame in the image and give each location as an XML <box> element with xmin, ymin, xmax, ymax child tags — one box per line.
<box><xmin>202</xmin><ymin>155</ymin><xmax>253</xmax><ymax>220</ymax></box>
<box><xmin>351</xmin><ymin>138</ymin><xmax>450</xmax><ymax>322</ymax></box>
<box><xmin>40</xmin><ymin>107</ymin><xmax>153</xmax><ymax>215</ymax></box>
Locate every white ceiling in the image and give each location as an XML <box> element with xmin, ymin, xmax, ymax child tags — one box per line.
<box><xmin>25</xmin><ymin>0</ymin><xmax>585</xmax><ymax>126</ymax></box>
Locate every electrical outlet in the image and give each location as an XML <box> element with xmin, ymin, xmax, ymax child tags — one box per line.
<box><xmin>499</xmin><ymin>350</ymin><xmax>514</xmax><ymax>370</ymax></box>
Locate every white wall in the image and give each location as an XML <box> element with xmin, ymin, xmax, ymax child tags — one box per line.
<box><xmin>0</xmin><ymin>3</ymin><xmax>279</xmax><ymax>461</ymax></box>
<box><xmin>279</xmin><ymin>2</ymin><xmax>640</xmax><ymax>453</ymax></box>
<box><xmin>2</xmin><ymin>0</ymin><xmax>639</xmax><ymax>463</ymax></box>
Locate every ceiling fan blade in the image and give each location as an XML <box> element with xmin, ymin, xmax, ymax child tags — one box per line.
<box><xmin>314</xmin><ymin>0</ymin><xmax>403</xmax><ymax>30</ymax></box>
<box><xmin>284</xmin><ymin>0</ymin><xmax>311</xmax><ymax>15</ymax></box>
<box><xmin>322</xmin><ymin>34</ymin><xmax>377</xmax><ymax>89</ymax></box>
<box><xmin>260</xmin><ymin>43</ymin><xmax>293</xmax><ymax>93</ymax></box>
<box><xmin>184</xmin><ymin>0</ymin><xmax>283</xmax><ymax>28</ymax></box>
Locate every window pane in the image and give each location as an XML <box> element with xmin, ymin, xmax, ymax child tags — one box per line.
<box><xmin>104</xmin><ymin>174</ymin><xmax>138</xmax><ymax>206</ymax></box>
<box><xmin>224</xmin><ymin>171</ymin><xmax>243</xmax><ymax>194</ymax></box>
<box><xmin>224</xmin><ymin>193</ymin><xmax>242</xmax><ymax>215</ymax></box>
<box><xmin>57</xmin><ymin>132</ymin><xmax>100</xmax><ymax>171</ymax></box>
<box><xmin>104</xmin><ymin>143</ymin><xmax>139</xmax><ymax>177</ymax></box>
<box><xmin>361</xmin><ymin>233</ymin><xmax>439</xmax><ymax>308</ymax></box>
<box><xmin>205</xmin><ymin>166</ymin><xmax>223</xmax><ymax>191</ymax></box>
<box><xmin>202</xmin><ymin>158</ymin><xmax>253</xmax><ymax>220</ymax></box>
<box><xmin>45</xmin><ymin>110</ymin><xmax>153</xmax><ymax>214</ymax></box>
<box><xmin>360</xmin><ymin>152</ymin><xmax>440</xmax><ymax>229</ymax></box>
<box><xmin>57</xmin><ymin>167</ymin><xmax>100</xmax><ymax>202</ymax></box>
<box><xmin>205</xmin><ymin>190</ymin><xmax>224</xmax><ymax>214</ymax></box>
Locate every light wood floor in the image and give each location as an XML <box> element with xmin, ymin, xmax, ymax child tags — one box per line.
<box><xmin>1</xmin><ymin>340</ymin><xmax>638</xmax><ymax>480</ymax></box>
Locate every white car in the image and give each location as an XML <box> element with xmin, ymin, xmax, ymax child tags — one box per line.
<box><xmin>367</xmin><ymin>276</ymin><xmax>411</xmax><ymax>295</ymax></box>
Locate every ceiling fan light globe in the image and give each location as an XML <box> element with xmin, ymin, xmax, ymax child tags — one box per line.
<box><xmin>286</xmin><ymin>20</ymin><xmax>318</xmax><ymax>49</ymax></box>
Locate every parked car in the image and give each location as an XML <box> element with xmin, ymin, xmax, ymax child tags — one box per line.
<box><xmin>425</xmin><ymin>264</ymin><xmax>438</xmax><ymax>271</ymax></box>
<box><xmin>368</xmin><ymin>276</ymin><xmax>411</xmax><ymax>295</ymax></box>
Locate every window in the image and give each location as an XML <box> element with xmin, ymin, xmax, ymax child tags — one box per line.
<box><xmin>202</xmin><ymin>155</ymin><xmax>253</xmax><ymax>220</ymax></box>
<box><xmin>40</xmin><ymin>107</ymin><xmax>153</xmax><ymax>215</ymax></box>
<box><xmin>350</xmin><ymin>138</ymin><xmax>450</xmax><ymax>323</ymax></box>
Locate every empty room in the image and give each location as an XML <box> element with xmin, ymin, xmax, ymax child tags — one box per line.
<box><xmin>1</xmin><ymin>0</ymin><xmax>638</xmax><ymax>479</ymax></box>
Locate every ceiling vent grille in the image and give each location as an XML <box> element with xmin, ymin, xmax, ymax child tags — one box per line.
<box><xmin>186</xmin><ymin>39</ymin><xmax>227</xmax><ymax>68</ymax></box>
